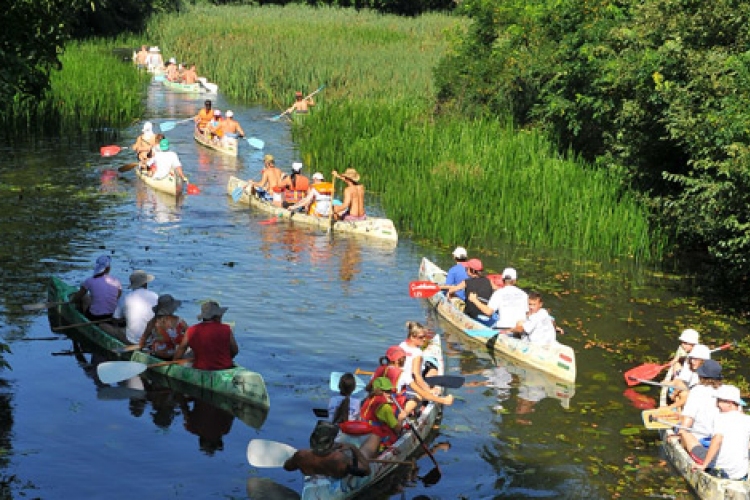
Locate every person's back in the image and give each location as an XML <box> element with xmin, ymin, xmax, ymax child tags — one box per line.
<box><xmin>710</xmin><ymin>387</ymin><xmax>750</xmax><ymax>479</ymax></box>
<box><xmin>463</xmin><ymin>276</ymin><xmax>493</xmax><ymax>320</ymax></box>
<box><xmin>72</xmin><ymin>255</ymin><xmax>122</xmax><ymax>320</ymax></box>
<box><xmin>490</xmin><ymin>285</ymin><xmax>529</xmax><ymax>329</ymax></box>
<box><xmin>281</xmin><ymin>164</ymin><xmax>310</xmax><ymax>206</ymax></box>
<box><xmin>150</xmin><ymin>150</ymin><xmax>181</xmax><ymax>180</ymax></box>
<box><xmin>136</xmin><ymin>46</ymin><xmax>148</xmax><ymax>66</ymax></box>
<box><xmin>333</xmin><ymin>168</ymin><xmax>366</xmax><ymax>220</ymax></box>
<box><xmin>183</xmin><ymin>65</ymin><xmax>197</xmax><ymax>84</ymax></box>
<box><xmin>284</xmin><ymin>421</ymin><xmax>373</xmax><ymax>479</ymax></box>
<box><xmin>114</xmin><ymin>270</ymin><xmax>157</xmax><ymax>344</ymax></box>
<box><xmin>328</xmin><ymin>373</ymin><xmax>361</xmax><ymax>424</ymax></box>
<box><xmin>175</xmin><ymin>301</ymin><xmax>238</xmax><ymax>370</ymax></box>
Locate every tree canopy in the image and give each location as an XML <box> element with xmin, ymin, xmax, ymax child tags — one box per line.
<box><xmin>436</xmin><ymin>0</ymin><xmax>750</xmax><ymax>289</ymax></box>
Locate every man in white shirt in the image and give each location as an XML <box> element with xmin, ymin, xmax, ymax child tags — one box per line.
<box><xmin>112</xmin><ymin>270</ymin><xmax>158</xmax><ymax>344</ymax></box>
<box><xmin>510</xmin><ymin>291</ymin><xmax>557</xmax><ymax>344</ymax></box>
<box><xmin>677</xmin><ymin>359</ymin><xmax>722</xmax><ymax>449</ymax></box>
<box><xmin>148</xmin><ymin>138</ymin><xmax>188</xmax><ymax>182</ymax></box>
<box><xmin>487</xmin><ymin>268</ymin><xmax>528</xmax><ymax>329</ymax></box>
<box><xmin>688</xmin><ymin>384</ymin><xmax>750</xmax><ymax>480</ymax></box>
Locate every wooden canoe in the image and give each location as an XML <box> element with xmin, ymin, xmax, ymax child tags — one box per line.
<box><xmin>226</xmin><ymin>176</ymin><xmax>398</xmax><ymax>243</ymax></box>
<box><xmin>135</xmin><ymin>165</ymin><xmax>184</xmax><ymax>197</ymax></box>
<box><xmin>162</xmin><ymin>80</ymin><xmax>203</xmax><ymax>93</ymax></box>
<box><xmin>194</xmin><ymin>130</ymin><xmax>238</xmax><ymax>157</ymax></box>
<box><xmin>300</xmin><ymin>333</ymin><xmax>446</xmax><ymax>499</ymax></box>
<box><xmin>418</xmin><ymin>257</ymin><xmax>576</xmax><ymax>383</ymax></box>
<box><xmin>46</xmin><ymin>277</ymin><xmax>270</xmax><ymax>411</ymax></box>
<box><xmin>657</xmin><ymin>356</ymin><xmax>750</xmax><ymax>499</ymax></box>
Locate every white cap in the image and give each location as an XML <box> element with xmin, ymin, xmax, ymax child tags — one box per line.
<box><xmin>452</xmin><ymin>247</ymin><xmax>467</xmax><ymax>259</ymax></box>
<box><xmin>502</xmin><ymin>268</ymin><xmax>518</xmax><ymax>281</ymax></box>
<box><xmin>714</xmin><ymin>385</ymin><xmax>744</xmax><ymax>405</ymax></box>
<box><xmin>169</xmin><ymin>57</ymin><xmax>176</xmax><ymax>64</ymax></box>
<box><xmin>312</xmin><ymin>172</ymin><xmax>324</xmax><ymax>181</ymax></box>
<box><xmin>225</xmin><ymin>110</ymin><xmax>234</xmax><ymax>118</ymax></box>
<box><xmin>292</xmin><ymin>162</ymin><xmax>303</xmax><ymax>172</ymax></box>
<box><xmin>142</xmin><ymin>121</ymin><xmax>153</xmax><ymax>133</ymax></box>
<box><xmin>689</xmin><ymin>344</ymin><xmax>711</xmax><ymax>360</ymax></box>
<box><xmin>679</xmin><ymin>328</ymin><xmax>700</xmax><ymax>344</ymax></box>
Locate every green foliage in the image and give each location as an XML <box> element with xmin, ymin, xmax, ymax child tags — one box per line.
<box><xmin>437</xmin><ymin>0</ymin><xmax>750</xmax><ymax>288</ymax></box>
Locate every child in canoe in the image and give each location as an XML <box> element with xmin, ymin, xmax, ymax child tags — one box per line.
<box><xmin>365</xmin><ymin>345</ymin><xmax>418</xmax><ymax>422</ymax></box>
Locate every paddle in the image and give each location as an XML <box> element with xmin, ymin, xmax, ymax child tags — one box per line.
<box><xmin>624</xmin><ymin>342</ymin><xmax>735</xmax><ymax>386</ymax></box>
<box><xmin>330</xmin><ymin>371</ymin><xmax>367</xmax><ymax>394</ymax></box>
<box><xmin>159</xmin><ymin>118</ymin><xmax>193</xmax><ymax>132</ymax></box>
<box><xmin>118</xmin><ymin>162</ymin><xmax>139</xmax><ymax>173</ymax></box>
<box><xmin>231</xmin><ymin>185</ymin><xmax>246</xmax><ymax>203</ymax></box>
<box><xmin>185</xmin><ymin>179</ymin><xmax>201</xmax><ymax>195</ymax></box>
<box><xmin>409</xmin><ymin>281</ymin><xmax>441</xmax><ymax>299</ymax></box>
<box><xmin>246</xmin><ymin>439</ymin><xmax>415</xmax><ymax>469</ymax></box>
<box><xmin>100</xmin><ymin>145</ymin><xmax>128</xmax><ymax>157</ymax></box>
<box><xmin>352</xmin><ymin>368</ymin><xmax>465</xmax><ymax>389</ymax></box>
<box><xmin>626</xmin><ymin>377</ymin><xmax>671</xmax><ymax>388</ymax></box>
<box><xmin>641</xmin><ymin>407</ymin><xmax>680</xmax><ymax>429</ymax></box>
<box><xmin>197</xmin><ymin>77</ymin><xmax>218</xmax><ymax>93</ymax></box>
<box><xmin>259</xmin><ymin>217</ymin><xmax>278</xmax><ymax>225</ymax></box>
<box><xmin>246</xmin><ymin>137</ymin><xmax>265</xmax><ymax>150</ymax></box>
<box><xmin>390</xmin><ymin>395</ymin><xmax>441</xmax><ymax>485</ymax></box>
<box><xmin>23</xmin><ymin>300</ymin><xmax>69</xmax><ymax>312</ymax></box>
<box><xmin>51</xmin><ymin>319</ymin><xmax>113</xmax><ymax>332</ymax></box>
<box><xmin>271</xmin><ymin>85</ymin><xmax>326</xmax><ymax>121</ymax></box>
<box><xmin>96</xmin><ymin>358</ymin><xmax>190</xmax><ymax>384</ymax></box>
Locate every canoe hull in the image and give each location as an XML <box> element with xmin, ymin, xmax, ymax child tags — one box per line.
<box><xmin>46</xmin><ymin>277</ymin><xmax>270</xmax><ymax>411</ymax></box>
<box><xmin>300</xmin><ymin>333</ymin><xmax>445</xmax><ymax>499</ymax></box>
<box><xmin>135</xmin><ymin>166</ymin><xmax>184</xmax><ymax>197</ymax></box>
<box><xmin>227</xmin><ymin>176</ymin><xmax>398</xmax><ymax>243</ymax></box>
<box><xmin>194</xmin><ymin>130</ymin><xmax>238</xmax><ymax>157</ymax></box>
<box><xmin>162</xmin><ymin>80</ymin><xmax>203</xmax><ymax>93</ymax></box>
<box><xmin>418</xmin><ymin>257</ymin><xmax>576</xmax><ymax>383</ymax></box>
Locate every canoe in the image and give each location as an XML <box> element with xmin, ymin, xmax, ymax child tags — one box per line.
<box><xmin>194</xmin><ymin>130</ymin><xmax>238</xmax><ymax>157</ymax></box>
<box><xmin>46</xmin><ymin>277</ymin><xmax>271</xmax><ymax>411</ymax></box>
<box><xmin>418</xmin><ymin>257</ymin><xmax>576</xmax><ymax>383</ymax></box>
<box><xmin>135</xmin><ymin>165</ymin><xmax>185</xmax><ymax>197</ymax></box>
<box><xmin>226</xmin><ymin>176</ymin><xmax>398</xmax><ymax>243</ymax></box>
<box><xmin>300</xmin><ymin>333</ymin><xmax>446</xmax><ymax>499</ymax></box>
<box><xmin>162</xmin><ymin>80</ymin><xmax>203</xmax><ymax>93</ymax></box>
<box><xmin>657</xmin><ymin>357</ymin><xmax>750</xmax><ymax>499</ymax></box>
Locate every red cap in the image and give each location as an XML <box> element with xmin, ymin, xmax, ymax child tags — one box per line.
<box><xmin>385</xmin><ymin>345</ymin><xmax>406</xmax><ymax>362</ymax></box>
<box><xmin>467</xmin><ymin>259</ymin><xmax>483</xmax><ymax>272</ymax></box>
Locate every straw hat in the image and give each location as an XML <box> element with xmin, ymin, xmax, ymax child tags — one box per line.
<box><xmin>341</xmin><ymin>168</ymin><xmax>360</xmax><ymax>183</ymax></box>
<box><xmin>128</xmin><ymin>270</ymin><xmax>154</xmax><ymax>289</ymax></box>
<box><xmin>153</xmin><ymin>294</ymin><xmax>182</xmax><ymax>316</ymax></box>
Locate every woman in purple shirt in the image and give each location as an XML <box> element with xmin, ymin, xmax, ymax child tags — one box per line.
<box><xmin>71</xmin><ymin>255</ymin><xmax>122</xmax><ymax>321</ymax></box>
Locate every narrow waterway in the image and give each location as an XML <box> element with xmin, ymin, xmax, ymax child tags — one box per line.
<box><xmin>0</xmin><ymin>78</ymin><xmax>747</xmax><ymax>499</ymax></box>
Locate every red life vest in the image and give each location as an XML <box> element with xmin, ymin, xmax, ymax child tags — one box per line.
<box><xmin>360</xmin><ymin>394</ymin><xmax>398</xmax><ymax>446</ymax></box>
<box><xmin>283</xmin><ymin>174</ymin><xmax>310</xmax><ymax>203</ymax></box>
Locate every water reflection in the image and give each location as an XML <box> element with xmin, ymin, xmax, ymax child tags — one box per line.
<box><xmin>134</xmin><ymin>179</ymin><xmax>184</xmax><ymax>224</ymax></box>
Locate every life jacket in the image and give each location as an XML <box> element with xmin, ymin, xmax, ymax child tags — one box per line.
<box><xmin>309</xmin><ymin>183</ymin><xmax>334</xmax><ymax>216</ymax></box>
<box><xmin>283</xmin><ymin>174</ymin><xmax>310</xmax><ymax>203</ymax></box>
<box><xmin>360</xmin><ymin>394</ymin><xmax>398</xmax><ymax>446</ymax></box>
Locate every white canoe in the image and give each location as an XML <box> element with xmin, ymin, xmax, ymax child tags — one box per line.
<box><xmin>194</xmin><ymin>130</ymin><xmax>238</xmax><ymax>157</ymax></box>
<box><xmin>135</xmin><ymin>166</ymin><xmax>184</xmax><ymax>197</ymax></box>
<box><xmin>657</xmin><ymin>357</ymin><xmax>750</xmax><ymax>499</ymax></box>
<box><xmin>226</xmin><ymin>176</ymin><xmax>398</xmax><ymax>243</ymax></box>
<box><xmin>418</xmin><ymin>257</ymin><xmax>576</xmax><ymax>383</ymax></box>
<box><xmin>300</xmin><ymin>333</ymin><xmax>446</xmax><ymax>499</ymax></box>
<box><xmin>163</xmin><ymin>80</ymin><xmax>203</xmax><ymax>93</ymax></box>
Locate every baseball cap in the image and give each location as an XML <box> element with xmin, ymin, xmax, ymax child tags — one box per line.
<box><xmin>696</xmin><ymin>359</ymin><xmax>722</xmax><ymax>379</ymax></box>
<box><xmin>689</xmin><ymin>344</ymin><xmax>711</xmax><ymax>360</ymax></box>
<box><xmin>452</xmin><ymin>246</ymin><xmax>467</xmax><ymax>259</ymax></box>
<box><xmin>714</xmin><ymin>384</ymin><xmax>744</xmax><ymax>405</ymax></box>
<box><xmin>225</xmin><ymin>110</ymin><xmax>234</xmax><ymax>118</ymax></box>
<box><xmin>679</xmin><ymin>328</ymin><xmax>700</xmax><ymax>344</ymax></box>
<box><xmin>385</xmin><ymin>345</ymin><xmax>406</xmax><ymax>362</ymax></box>
<box><xmin>466</xmin><ymin>259</ymin><xmax>483</xmax><ymax>272</ymax></box>
<box><xmin>502</xmin><ymin>268</ymin><xmax>518</xmax><ymax>281</ymax></box>
<box><xmin>292</xmin><ymin>162</ymin><xmax>303</xmax><ymax>172</ymax></box>
<box><xmin>312</xmin><ymin>172</ymin><xmax>324</xmax><ymax>181</ymax></box>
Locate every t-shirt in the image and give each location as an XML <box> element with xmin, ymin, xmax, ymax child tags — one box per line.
<box><xmin>712</xmin><ymin>410</ymin><xmax>750</xmax><ymax>479</ymax></box>
<box><xmin>463</xmin><ymin>277</ymin><xmax>493</xmax><ymax>320</ymax></box>
<box><xmin>396</xmin><ymin>342</ymin><xmax>423</xmax><ymax>390</ymax></box>
<box><xmin>113</xmin><ymin>288</ymin><xmax>158</xmax><ymax>343</ymax></box>
<box><xmin>488</xmin><ymin>285</ymin><xmax>529</xmax><ymax>329</ymax></box>
<box><xmin>83</xmin><ymin>274</ymin><xmax>122</xmax><ymax>316</ymax></box>
<box><xmin>445</xmin><ymin>263</ymin><xmax>469</xmax><ymax>300</ymax></box>
<box><xmin>327</xmin><ymin>395</ymin><xmax>362</xmax><ymax>422</ymax></box>
<box><xmin>520</xmin><ymin>308</ymin><xmax>557</xmax><ymax>345</ymax></box>
<box><xmin>149</xmin><ymin>151</ymin><xmax>182</xmax><ymax>180</ymax></box>
<box><xmin>186</xmin><ymin>321</ymin><xmax>234</xmax><ymax>370</ymax></box>
<box><xmin>682</xmin><ymin>384</ymin><xmax>719</xmax><ymax>439</ymax></box>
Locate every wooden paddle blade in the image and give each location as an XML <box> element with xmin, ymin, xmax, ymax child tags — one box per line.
<box><xmin>23</xmin><ymin>300</ymin><xmax>68</xmax><ymax>311</ymax></box>
<box><xmin>641</xmin><ymin>407</ymin><xmax>680</xmax><ymax>430</ymax></box>
<box><xmin>247</xmin><ymin>439</ymin><xmax>296</xmax><ymax>467</ymax></box>
<box><xmin>623</xmin><ymin>362</ymin><xmax>669</xmax><ymax>385</ymax></box>
<box><xmin>100</xmin><ymin>145</ymin><xmax>123</xmax><ymax>157</ymax></box>
<box><xmin>409</xmin><ymin>281</ymin><xmax>441</xmax><ymax>299</ymax></box>
<box><xmin>96</xmin><ymin>361</ymin><xmax>147</xmax><ymax>384</ymax></box>
<box><xmin>118</xmin><ymin>163</ymin><xmax>138</xmax><ymax>173</ymax></box>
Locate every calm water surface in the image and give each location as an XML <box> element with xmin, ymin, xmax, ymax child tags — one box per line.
<box><xmin>1</xmin><ymin>81</ymin><xmax>747</xmax><ymax>500</ymax></box>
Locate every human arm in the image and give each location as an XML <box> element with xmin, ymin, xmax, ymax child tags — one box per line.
<box><xmin>229</xmin><ymin>330</ymin><xmax>239</xmax><ymax>358</ymax></box>
<box><xmin>69</xmin><ymin>285</ymin><xmax>88</xmax><ymax>306</ymax></box>
<box><xmin>444</xmin><ymin>280</ymin><xmax>466</xmax><ymax>296</ymax></box>
<box><xmin>288</xmin><ymin>189</ymin><xmax>315</xmax><ymax>211</ymax></box>
<box><xmin>692</xmin><ymin>434</ymin><xmax>723</xmax><ymax>471</ymax></box>
<box><xmin>139</xmin><ymin>316</ymin><xmax>157</xmax><ymax>350</ymax></box>
<box><xmin>283</xmin><ymin>452</ymin><xmax>301</xmax><ymax>472</ymax></box>
<box><xmin>408</xmin><ymin>355</ymin><xmax>453</xmax><ymax>405</ymax></box>
<box><xmin>173</xmin><ymin>328</ymin><xmax>190</xmax><ymax>361</ymax></box>
<box><xmin>467</xmin><ymin>292</ymin><xmax>494</xmax><ymax>316</ymax></box>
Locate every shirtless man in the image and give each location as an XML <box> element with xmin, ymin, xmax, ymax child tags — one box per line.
<box><xmin>332</xmin><ymin>168</ymin><xmax>365</xmax><ymax>220</ymax></box>
<box><xmin>182</xmin><ymin>64</ymin><xmax>198</xmax><ymax>84</ymax></box>
<box><xmin>135</xmin><ymin>45</ymin><xmax>149</xmax><ymax>68</ymax></box>
<box><xmin>246</xmin><ymin>154</ymin><xmax>284</xmax><ymax>206</ymax></box>
<box><xmin>221</xmin><ymin>110</ymin><xmax>245</xmax><ymax>148</ymax></box>
<box><xmin>283</xmin><ymin>421</ymin><xmax>374</xmax><ymax>479</ymax></box>
<box><xmin>286</xmin><ymin>90</ymin><xmax>315</xmax><ymax>115</ymax></box>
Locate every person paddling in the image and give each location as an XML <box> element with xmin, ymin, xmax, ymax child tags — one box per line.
<box><xmin>332</xmin><ymin>168</ymin><xmax>366</xmax><ymax>221</ymax></box>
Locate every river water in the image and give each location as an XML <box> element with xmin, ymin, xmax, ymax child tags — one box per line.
<box><xmin>1</xmin><ymin>80</ymin><xmax>747</xmax><ymax>499</ymax></box>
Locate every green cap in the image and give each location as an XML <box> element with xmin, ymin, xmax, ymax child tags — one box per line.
<box><xmin>159</xmin><ymin>138</ymin><xmax>169</xmax><ymax>150</ymax></box>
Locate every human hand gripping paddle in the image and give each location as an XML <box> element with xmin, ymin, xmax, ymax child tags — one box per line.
<box><xmin>270</xmin><ymin>85</ymin><xmax>326</xmax><ymax>122</ymax></box>
<box><xmin>623</xmin><ymin>342</ymin><xmax>734</xmax><ymax>386</ymax></box>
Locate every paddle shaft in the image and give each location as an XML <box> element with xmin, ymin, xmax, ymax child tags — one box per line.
<box><xmin>275</xmin><ymin>86</ymin><xmax>325</xmax><ymax>120</ymax></box>
<box><xmin>390</xmin><ymin>395</ymin><xmax>441</xmax><ymax>472</ymax></box>
<box><xmin>649</xmin><ymin>415</ymin><xmax>688</xmax><ymax>431</ymax></box>
<box><xmin>23</xmin><ymin>300</ymin><xmax>69</xmax><ymax>311</ymax></box>
<box><xmin>354</xmin><ymin>368</ymin><xmax>464</xmax><ymax>389</ymax></box>
<box><xmin>52</xmin><ymin>318</ymin><xmax>113</xmax><ymax>331</ymax></box>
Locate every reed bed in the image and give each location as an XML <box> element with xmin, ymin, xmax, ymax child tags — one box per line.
<box><xmin>3</xmin><ymin>40</ymin><xmax>148</xmax><ymax>137</ymax></box>
<box><xmin>146</xmin><ymin>4</ymin><xmax>665</xmax><ymax>260</ymax></box>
